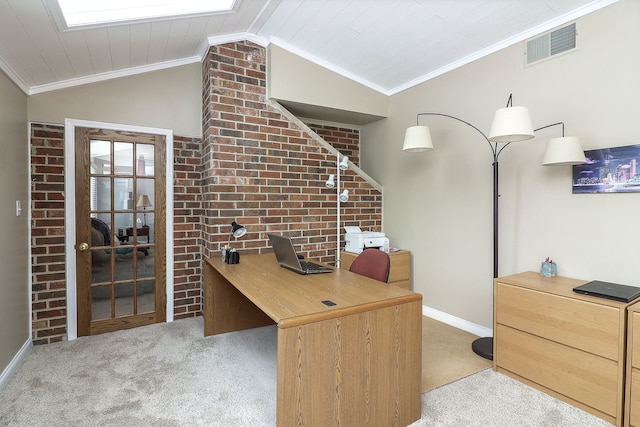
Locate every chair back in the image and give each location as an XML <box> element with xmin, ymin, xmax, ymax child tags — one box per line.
<box><xmin>348</xmin><ymin>249</ymin><xmax>390</xmax><ymax>283</ymax></box>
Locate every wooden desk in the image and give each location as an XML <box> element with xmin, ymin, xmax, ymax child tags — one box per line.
<box><xmin>204</xmin><ymin>254</ymin><xmax>423</xmax><ymax>426</ymax></box>
<box><xmin>494</xmin><ymin>272</ymin><xmax>629</xmax><ymax>426</ymax></box>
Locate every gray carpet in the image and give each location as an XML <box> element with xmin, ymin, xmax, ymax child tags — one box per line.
<box><xmin>0</xmin><ymin>317</ymin><xmax>613</xmax><ymax>426</ymax></box>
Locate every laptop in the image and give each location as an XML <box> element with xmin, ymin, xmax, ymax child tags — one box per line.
<box><xmin>268</xmin><ymin>234</ymin><xmax>334</xmax><ymax>275</ymax></box>
<box><xmin>573</xmin><ymin>280</ymin><xmax>640</xmax><ymax>302</ymax></box>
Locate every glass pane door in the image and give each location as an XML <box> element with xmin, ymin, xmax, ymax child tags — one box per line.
<box><xmin>89</xmin><ymin>139</ymin><xmax>156</xmax><ymax>322</ymax></box>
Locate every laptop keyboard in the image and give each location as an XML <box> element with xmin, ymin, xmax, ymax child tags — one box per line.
<box><xmin>300</xmin><ymin>261</ymin><xmax>329</xmax><ymax>271</ymax></box>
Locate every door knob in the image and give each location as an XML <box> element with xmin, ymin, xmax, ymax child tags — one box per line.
<box><xmin>78</xmin><ymin>242</ymin><xmax>89</xmax><ymax>251</ymax></box>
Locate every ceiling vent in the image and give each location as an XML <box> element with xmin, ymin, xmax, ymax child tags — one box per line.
<box><xmin>525</xmin><ymin>22</ymin><xmax>577</xmax><ymax>66</ymax></box>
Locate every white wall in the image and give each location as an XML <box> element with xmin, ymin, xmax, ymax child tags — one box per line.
<box><xmin>27</xmin><ymin>63</ymin><xmax>202</xmax><ymax>138</ymax></box>
<box><xmin>362</xmin><ymin>0</ymin><xmax>640</xmax><ymax>329</ymax></box>
<box><xmin>268</xmin><ymin>44</ymin><xmax>388</xmax><ymax>123</ymax></box>
<box><xmin>0</xmin><ymin>68</ymin><xmax>30</xmax><ymax>377</ymax></box>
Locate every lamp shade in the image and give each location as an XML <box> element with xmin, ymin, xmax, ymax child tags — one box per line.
<box><xmin>403</xmin><ymin>125</ymin><xmax>433</xmax><ymax>152</ymax></box>
<box><xmin>488</xmin><ymin>106</ymin><xmax>535</xmax><ymax>143</ymax></box>
<box><xmin>230</xmin><ymin>221</ymin><xmax>246</xmax><ymax>238</ymax></box>
<box><xmin>136</xmin><ymin>194</ymin><xmax>152</xmax><ymax>208</ymax></box>
<box><xmin>325</xmin><ymin>174</ymin><xmax>335</xmax><ymax>188</ymax></box>
<box><xmin>542</xmin><ymin>136</ymin><xmax>586</xmax><ymax>166</ymax></box>
<box><xmin>339</xmin><ymin>156</ymin><xmax>349</xmax><ymax>170</ymax></box>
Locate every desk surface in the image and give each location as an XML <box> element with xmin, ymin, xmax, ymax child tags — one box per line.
<box><xmin>205</xmin><ymin>254</ymin><xmax>421</xmax><ymax>329</ymax></box>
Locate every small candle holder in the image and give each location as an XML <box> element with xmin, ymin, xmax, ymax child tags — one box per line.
<box><xmin>540</xmin><ymin>261</ymin><xmax>557</xmax><ymax>277</ymax></box>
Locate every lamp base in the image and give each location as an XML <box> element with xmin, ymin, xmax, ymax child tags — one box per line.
<box><xmin>471</xmin><ymin>336</ymin><xmax>493</xmax><ymax>360</ymax></box>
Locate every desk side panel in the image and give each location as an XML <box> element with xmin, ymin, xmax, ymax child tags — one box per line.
<box><xmin>204</xmin><ymin>262</ymin><xmax>274</xmax><ymax>336</ymax></box>
<box><xmin>276</xmin><ymin>300</ymin><xmax>422</xmax><ymax>427</ymax></box>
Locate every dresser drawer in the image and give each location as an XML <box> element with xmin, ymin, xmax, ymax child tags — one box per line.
<box><xmin>626</xmin><ymin>309</ymin><xmax>640</xmax><ymax>426</ymax></box>
<box><xmin>631</xmin><ymin>312</ymin><xmax>640</xmax><ymax>369</ymax></box>
<box><xmin>496</xmin><ymin>324</ymin><xmax>618</xmax><ymax>417</ymax></box>
<box><xmin>629</xmin><ymin>370</ymin><xmax>640</xmax><ymax>426</ymax></box>
<box><xmin>496</xmin><ymin>282</ymin><xmax>621</xmax><ymax>360</ymax></box>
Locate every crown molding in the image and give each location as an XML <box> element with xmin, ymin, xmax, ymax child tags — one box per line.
<box><xmin>27</xmin><ymin>56</ymin><xmax>200</xmax><ymax>95</ymax></box>
<box><xmin>197</xmin><ymin>32</ymin><xmax>269</xmax><ymax>59</ymax></box>
<box><xmin>0</xmin><ymin>56</ymin><xmax>30</xmax><ymax>95</ymax></box>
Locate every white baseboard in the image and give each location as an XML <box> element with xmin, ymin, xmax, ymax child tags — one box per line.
<box><xmin>422</xmin><ymin>305</ymin><xmax>493</xmax><ymax>338</ymax></box>
<box><xmin>0</xmin><ymin>338</ymin><xmax>32</xmax><ymax>390</ymax></box>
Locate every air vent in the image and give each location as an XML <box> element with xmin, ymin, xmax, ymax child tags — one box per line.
<box><xmin>526</xmin><ymin>23</ymin><xmax>577</xmax><ymax>66</ymax></box>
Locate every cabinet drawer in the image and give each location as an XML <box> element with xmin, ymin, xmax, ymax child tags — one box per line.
<box><xmin>388</xmin><ymin>252</ymin><xmax>410</xmax><ymax>283</ymax></box>
<box><xmin>632</xmin><ymin>312</ymin><xmax>640</xmax><ymax>369</ymax></box>
<box><xmin>630</xmin><ymin>369</ymin><xmax>640</xmax><ymax>427</ymax></box>
<box><xmin>496</xmin><ymin>324</ymin><xmax>619</xmax><ymax>417</ymax></box>
<box><xmin>496</xmin><ymin>283</ymin><xmax>621</xmax><ymax>360</ymax></box>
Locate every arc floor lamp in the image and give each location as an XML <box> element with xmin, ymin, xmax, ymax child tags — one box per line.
<box><xmin>403</xmin><ymin>94</ymin><xmax>586</xmax><ymax>360</ymax></box>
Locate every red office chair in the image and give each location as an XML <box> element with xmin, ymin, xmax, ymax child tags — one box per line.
<box><xmin>348</xmin><ymin>249</ymin><xmax>390</xmax><ymax>283</ymax></box>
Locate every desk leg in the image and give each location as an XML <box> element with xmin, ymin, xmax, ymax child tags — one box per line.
<box><xmin>204</xmin><ymin>263</ymin><xmax>274</xmax><ymax>336</ymax></box>
<box><xmin>276</xmin><ymin>300</ymin><xmax>422</xmax><ymax>426</ymax></box>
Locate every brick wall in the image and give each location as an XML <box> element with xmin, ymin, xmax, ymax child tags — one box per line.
<box><xmin>30</xmin><ymin>125</ymin><xmax>67</xmax><ymax>345</ymax></box>
<box><xmin>202</xmin><ymin>41</ymin><xmax>381</xmax><ymax>263</ymax></box>
<box><xmin>172</xmin><ymin>135</ymin><xmax>203</xmax><ymax>320</ymax></box>
<box><xmin>29</xmin><ymin>39</ymin><xmax>383</xmax><ymax>344</ymax></box>
<box><xmin>306</xmin><ymin>123</ymin><xmax>360</xmax><ymax>167</ymax></box>
<box><xmin>29</xmin><ymin>124</ymin><xmax>203</xmax><ymax>343</ymax></box>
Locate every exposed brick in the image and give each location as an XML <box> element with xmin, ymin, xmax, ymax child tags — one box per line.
<box><xmin>29</xmin><ymin>40</ymin><xmax>380</xmax><ymax>346</ymax></box>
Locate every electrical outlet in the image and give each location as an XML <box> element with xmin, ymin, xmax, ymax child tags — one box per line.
<box><xmin>16</xmin><ymin>200</ymin><xmax>21</xmax><ymax>217</ymax></box>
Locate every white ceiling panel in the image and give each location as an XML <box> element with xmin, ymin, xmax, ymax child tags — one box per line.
<box><xmin>82</xmin><ymin>27</ymin><xmax>113</xmax><ymax>74</ymax></box>
<box><xmin>130</xmin><ymin>24</ymin><xmax>152</xmax><ymax>67</ymax></box>
<box><xmin>107</xmin><ymin>26</ymin><xmax>132</xmax><ymax>70</ymax></box>
<box><xmin>0</xmin><ymin>0</ymin><xmax>621</xmax><ymax>95</ymax></box>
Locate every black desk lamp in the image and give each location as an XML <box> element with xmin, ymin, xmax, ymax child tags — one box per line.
<box><xmin>227</xmin><ymin>221</ymin><xmax>246</xmax><ymax>248</ymax></box>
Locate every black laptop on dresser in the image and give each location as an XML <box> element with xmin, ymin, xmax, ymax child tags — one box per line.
<box><xmin>573</xmin><ymin>280</ymin><xmax>640</xmax><ymax>303</ymax></box>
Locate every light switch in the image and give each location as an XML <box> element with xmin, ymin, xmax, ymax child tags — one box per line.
<box><xmin>16</xmin><ymin>200</ymin><xmax>21</xmax><ymax>217</ymax></box>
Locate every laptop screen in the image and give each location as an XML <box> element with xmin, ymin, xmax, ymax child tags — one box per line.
<box><xmin>268</xmin><ymin>234</ymin><xmax>333</xmax><ymax>274</ymax></box>
<box><xmin>268</xmin><ymin>234</ymin><xmax>303</xmax><ymax>271</ymax></box>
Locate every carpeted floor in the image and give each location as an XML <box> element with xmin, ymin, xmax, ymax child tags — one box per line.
<box><xmin>421</xmin><ymin>316</ymin><xmax>492</xmax><ymax>392</ymax></box>
<box><xmin>0</xmin><ymin>316</ymin><xmax>613</xmax><ymax>426</ymax></box>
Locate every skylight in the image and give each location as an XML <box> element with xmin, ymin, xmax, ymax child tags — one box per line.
<box><xmin>56</xmin><ymin>0</ymin><xmax>236</xmax><ymax>28</ymax></box>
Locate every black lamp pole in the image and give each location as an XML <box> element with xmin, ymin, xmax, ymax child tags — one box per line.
<box><xmin>414</xmin><ymin>112</ymin><xmax>502</xmax><ymax>359</ymax></box>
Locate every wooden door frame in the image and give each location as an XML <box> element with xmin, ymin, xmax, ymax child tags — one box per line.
<box><xmin>64</xmin><ymin>118</ymin><xmax>174</xmax><ymax>341</ymax></box>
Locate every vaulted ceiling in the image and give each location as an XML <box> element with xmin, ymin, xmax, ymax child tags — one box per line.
<box><xmin>0</xmin><ymin>0</ymin><xmax>619</xmax><ymax>96</ymax></box>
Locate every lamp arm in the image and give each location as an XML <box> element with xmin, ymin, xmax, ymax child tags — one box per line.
<box><xmin>415</xmin><ymin>112</ymin><xmax>497</xmax><ymax>158</ymax></box>
<box><xmin>534</xmin><ymin>121</ymin><xmax>564</xmax><ymax>136</ymax></box>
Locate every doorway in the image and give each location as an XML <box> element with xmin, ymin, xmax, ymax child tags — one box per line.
<box><xmin>65</xmin><ymin>120</ymin><xmax>174</xmax><ymax>340</ymax></box>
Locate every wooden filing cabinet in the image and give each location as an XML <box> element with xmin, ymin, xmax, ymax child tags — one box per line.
<box><xmin>340</xmin><ymin>250</ymin><xmax>411</xmax><ymax>289</ymax></box>
<box><xmin>626</xmin><ymin>302</ymin><xmax>640</xmax><ymax>426</ymax></box>
<box><xmin>494</xmin><ymin>272</ymin><xmax>629</xmax><ymax>426</ymax></box>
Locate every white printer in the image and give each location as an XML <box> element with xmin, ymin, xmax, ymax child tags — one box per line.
<box><xmin>343</xmin><ymin>226</ymin><xmax>390</xmax><ymax>254</ymax></box>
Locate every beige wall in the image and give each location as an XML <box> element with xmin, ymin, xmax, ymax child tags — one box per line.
<box><xmin>268</xmin><ymin>44</ymin><xmax>388</xmax><ymax>124</ymax></box>
<box><xmin>0</xmin><ymin>69</ymin><xmax>30</xmax><ymax>374</ymax></box>
<box><xmin>362</xmin><ymin>0</ymin><xmax>640</xmax><ymax>329</ymax></box>
<box><xmin>28</xmin><ymin>63</ymin><xmax>202</xmax><ymax>138</ymax></box>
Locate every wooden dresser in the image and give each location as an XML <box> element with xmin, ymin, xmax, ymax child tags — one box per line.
<box><xmin>626</xmin><ymin>301</ymin><xmax>640</xmax><ymax>426</ymax></box>
<box><xmin>340</xmin><ymin>250</ymin><xmax>411</xmax><ymax>289</ymax></box>
<box><xmin>494</xmin><ymin>271</ymin><xmax>629</xmax><ymax>426</ymax></box>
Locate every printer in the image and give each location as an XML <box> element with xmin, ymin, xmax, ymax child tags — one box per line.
<box><xmin>343</xmin><ymin>226</ymin><xmax>390</xmax><ymax>254</ymax></box>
